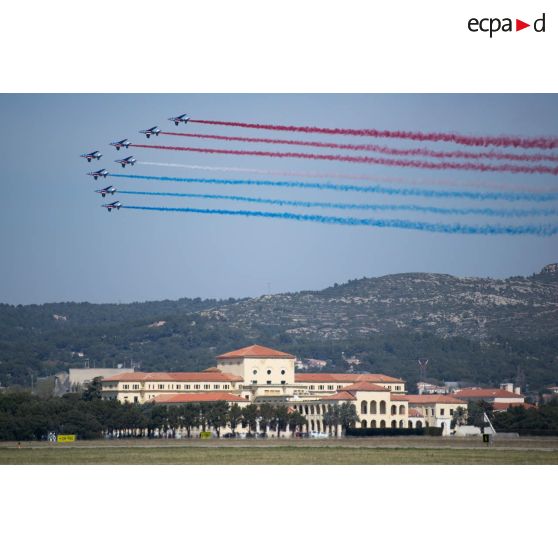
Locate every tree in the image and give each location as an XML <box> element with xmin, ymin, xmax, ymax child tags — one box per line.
<box><xmin>259</xmin><ymin>403</ymin><xmax>275</xmax><ymax>435</ymax></box>
<box><xmin>323</xmin><ymin>405</ymin><xmax>341</xmax><ymax>436</ymax></box>
<box><xmin>450</xmin><ymin>405</ymin><xmax>467</xmax><ymax>429</ymax></box>
<box><xmin>467</xmin><ymin>400</ymin><xmax>494</xmax><ymax>429</ymax></box>
<box><xmin>242</xmin><ymin>404</ymin><xmax>259</xmax><ymax>433</ymax></box>
<box><xmin>287</xmin><ymin>410</ymin><xmax>307</xmax><ymax>435</ymax></box>
<box><xmin>180</xmin><ymin>404</ymin><xmax>200</xmax><ymax>438</ymax></box>
<box><xmin>227</xmin><ymin>403</ymin><xmax>243</xmax><ymax>435</ymax></box>
<box><xmin>207</xmin><ymin>401</ymin><xmax>229</xmax><ymax>437</ymax></box>
<box><xmin>198</xmin><ymin>402</ymin><xmax>211</xmax><ymax>433</ymax></box>
<box><xmin>271</xmin><ymin>406</ymin><xmax>290</xmax><ymax>436</ymax></box>
<box><xmin>81</xmin><ymin>377</ymin><xmax>103</xmax><ymax>401</ymax></box>
<box><xmin>338</xmin><ymin>402</ymin><xmax>358</xmax><ymax>435</ymax></box>
<box><xmin>146</xmin><ymin>404</ymin><xmax>168</xmax><ymax>437</ymax></box>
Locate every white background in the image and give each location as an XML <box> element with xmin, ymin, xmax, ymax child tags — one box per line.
<box><xmin>0</xmin><ymin>0</ymin><xmax>556</xmax><ymax>92</ymax></box>
<box><xmin>0</xmin><ymin>1</ymin><xmax>556</xmax><ymax>557</ymax></box>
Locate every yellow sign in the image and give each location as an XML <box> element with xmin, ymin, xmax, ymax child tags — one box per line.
<box><xmin>57</xmin><ymin>434</ymin><xmax>76</xmax><ymax>443</ymax></box>
<box><xmin>199</xmin><ymin>431</ymin><xmax>212</xmax><ymax>439</ymax></box>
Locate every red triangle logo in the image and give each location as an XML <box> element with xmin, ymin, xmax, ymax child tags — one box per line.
<box><xmin>516</xmin><ymin>19</ymin><xmax>530</xmax><ymax>31</ymax></box>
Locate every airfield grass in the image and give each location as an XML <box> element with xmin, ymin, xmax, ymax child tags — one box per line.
<box><xmin>2</xmin><ymin>445</ymin><xmax>558</xmax><ymax>464</ymax></box>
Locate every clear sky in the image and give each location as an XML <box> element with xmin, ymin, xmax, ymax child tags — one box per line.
<box><xmin>0</xmin><ymin>94</ymin><xmax>557</xmax><ymax>304</ymax></box>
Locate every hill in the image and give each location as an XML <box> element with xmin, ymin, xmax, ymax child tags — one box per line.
<box><xmin>0</xmin><ymin>264</ymin><xmax>557</xmax><ymax>392</ymax></box>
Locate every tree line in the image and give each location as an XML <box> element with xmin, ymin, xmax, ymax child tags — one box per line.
<box><xmin>0</xmin><ymin>389</ymin><xmax>313</xmax><ymax>441</ymax></box>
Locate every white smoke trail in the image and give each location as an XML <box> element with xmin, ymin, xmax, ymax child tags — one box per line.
<box><xmin>137</xmin><ymin>161</ymin><xmax>558</xmax><ymax>192</ymax></box>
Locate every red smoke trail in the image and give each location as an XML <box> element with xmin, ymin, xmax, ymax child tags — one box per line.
<box><xmin>130</xmin><ymin>144</ymin><xmax>558</xmax><ymax>175</ymax></box>
<box><xmin>188</xmin><ymin>120</ymin><xmax>558</xmax><ymax>150</ymax></box>
<box><xmin>161</xmin><ymin>131</ymin><xmax>558</xmax><ymax>163</ymax></box>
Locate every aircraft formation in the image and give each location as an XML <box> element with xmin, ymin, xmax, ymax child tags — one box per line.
<box><xmin>78</xmin><ymin>111</ymin><xmax>558</xmax><ymax>237</ymax></box>
<box><xmin>81</xmin><ymin>114</ymin><xmax>188</xmax><ymax>212</ymax></box>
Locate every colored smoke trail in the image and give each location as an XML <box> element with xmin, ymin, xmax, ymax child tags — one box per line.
<box><xmin>160</xmin><ymin>131</ymin><xmax>558</xmax><ymax>163</ymax></box>
<box><xmin>137</xmin><ymin>161</ymin><xmax>558</xmax><ymax>192</ymax></box>
<box><xmin>130</xmin><ymin>144</ymin><xmax>558</xmax><ymax>175</ymax></box>
<box><xmin>118</xmin><ymin>190</ymin><xmax>558</xmax><ymax>218</ymax></box>
<box><xmin>121</xmin><ymin>205</ymin><xmax>558</xmax><ymax>236</ymax></box>
<box><xmin>111</xmin><ymin>174</ymin><xmax>558</xmax><ymax>202</ymax></box>
<box><xmin>188</xmin><ymin>119</ymin><xmax>558</xmax><ymax>150</ymax></box>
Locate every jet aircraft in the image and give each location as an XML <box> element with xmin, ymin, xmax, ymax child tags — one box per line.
<box><xmin>102</xmin><ymin>201</ymin><xmax>122</xmax><ymax>212</ymax></box>
<box><xmin>88</xmin><ymin>169</ymin><xmax>109</xmax><ymax>180</ymax></box>
<box><xmin>168</xmin><ymin>113</ymin><xmax>190</xmax><ymax>126</ymax></box>
<box><xmin>95</xmin><ymin>186</ymin><xmax>117</xmax><ymax>197</ymax></box>
<box><xmin>139</xmin><ymin>126</ymin><xmax>161</xmax><ymax>138</ymax></box>
<box><xmin>80</xmin><ymin>150</ymin><xmax>102</xmax><ymax>162</ymax></box>
<box><xmin>110</xmin><ymin>139</ymin><xmax>132</xmax><ymax>150</ymax></box>
<box><xmin>115</xmin><ymin>155</ymin><xmax>136</xmax><ymax>168</ymax></box>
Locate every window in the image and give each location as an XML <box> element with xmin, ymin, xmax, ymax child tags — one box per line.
<box><xmin>253</xmin><ymin>370</ymin><xmax>258</xmax><ymax>375</ymax></box>
<box><xmin>380</xmin><ymin>401</ymin><xmax>386</xmax><ymax>414</ymax></box>
<box><xmin>267</xmin><ymin>370</ymin><xmax>272</xmax><ymax>375</ymax></box>
<box><xmin>214</xmin><ymin>384</ymin><xmax>219</xmax><ymax>390</ymax></box>
<box><xmin>310</xmin><ymin>385</ymin><xmax>315</xmax><ymax>390</ymax></box>
<box><xmin>370</xmin><ymin>401</ymin><xmax>377</xmax><ymax>414</ymax></box>
<box><xmin>399</xmin><ymin>405</ymin><xmax>405</xmax><ymax>415</ymax></box>
<box><xmin>440</xmin><ymin>408</ymin><xmax>445</xmax><ymax>416</ymax></box>
<box><xmin>123</xmin><ymin>384</ymin><xmax>129</xmax><ymax>390</ymax></box>
<box><xmin>224</xmin><ymin>384</ymin><xmax>230</xmax><ymax>389</ymax></box>
<box><xmin>158</xmin><ymin>384</ymin><xmax>164</xmax><ymax>390</ymax></box>
<box><xmin>185</xmin><ymin>385</ymin><xmax>190</xmax><ymax>390</ymax></box>
<box><xmin>328</xmin><ymin>385</ymin><xmax>334</xmax><ymax>390</ymax></box>
<box><xmin>391</xmin><ymin>404</ymin><xmax>397</xmax><ymax>415</ymax></box>
<box><xmin>318</xmin><ymin>385</ymin><xmax>324</xmax><ymax>390</ymax></box>
<box><xmin>194</xmin><ymin>384</ymin><xmax>200</xmax><ymax>390</ymax></box>
<box><xmin>132</xmin><ymin>384</ymin><xmax>139</xmax><ymax>390</ymax></box>
<box><xmin>266</xmin><ymin>380</ymin><xmax>271</xmax><ymax>385</ymax></box>
<box><xmin>252</xmin><ymin>380</ymin><xmax>257</xmax><ymax>384</ymax></box>
<box><xmin>361</xmin><ymin>401</ymin><xmax>368</xmax><ymax>414</ymax></box>
<box><xmin>281</xmin><ymin>381</ymin><xmax>286</xmax><ymax>385</ymax></box>
<box><xmin>134</xmin><ymin>396</ymin><xmax>138</xmax><ymax>403</ymax></box>
<box><xmin>450</xmin><ymin>408</ymin><xmax>454</xmax><ymax>416</ymax></box>
<box><xmin>281</xmin><ymin>370</ymin><xmax>286</xmax><ymax>375</ymax></box>
<box><xmin>337</xmin><ymin>385</ymin><xmax>342</xmax><ymax>389</ymax></box>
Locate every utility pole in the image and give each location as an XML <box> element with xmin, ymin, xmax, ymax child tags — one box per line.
<box><xmin>418</xmin><ymin>358</ymin><xmax>429</xmax><ymax>392</ymax></box>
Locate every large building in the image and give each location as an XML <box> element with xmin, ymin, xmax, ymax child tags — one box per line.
<box><xmin>101</xmin><ymin>344</ymin><xmax>466</xmax><ymax>435</ymax></box>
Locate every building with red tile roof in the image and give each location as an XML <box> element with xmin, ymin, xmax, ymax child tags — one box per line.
<box><xmin>99</xmin><ymin>343</ymin><xmax>464</xmax><ymax>436</ymax></box>
<box><xmin>217</xmin><ymin>344</ymin><xmax>295</xmax><ymax>360</ymax></box>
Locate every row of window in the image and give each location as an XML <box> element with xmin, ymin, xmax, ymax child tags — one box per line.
<box><xmin>360</xmin><ymin>401</ymin><xmax>406</xmax><ymax>415</ymax></box>
<box><xmin>305</xmin><ymin>385</ymin><xmax>343</xmax><ymax>391</ymax></box>
<box><xmin>120</xmin><ymin>383</ymin><xmax>232</xmax><ymax>391</ymax></box>
<box><xmin>253</xmin><ymin>369</ymin><xmax>287</xmax><ymax>375</ymax></box>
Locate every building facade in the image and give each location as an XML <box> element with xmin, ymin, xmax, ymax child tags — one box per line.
<box><xmin>100</xmin><ymin>344</ymin><xmax>466</xmax><ymax>436</ymax></box>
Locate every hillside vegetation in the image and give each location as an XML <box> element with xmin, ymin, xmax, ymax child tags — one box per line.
<box><xmin>1</xmin><ymin>264</ymin><xmax>557</xmax><ymax>392</ymax></box>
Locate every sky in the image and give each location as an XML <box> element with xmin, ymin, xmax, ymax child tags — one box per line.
<box><xmin>0</xmin><ymin>93</ymin><xmax>557</xmax><ymax>305</ymax></box>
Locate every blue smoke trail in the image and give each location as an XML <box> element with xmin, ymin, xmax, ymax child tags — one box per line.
<box><xmin>118</xmin><ymin>190</ymin><xmax>558</xmax><ymax>218</ymax></box>
<box><xmin>121</xmin><ymin>205</ymin><xmax>558</xmax><ymax>236</ymax></box>
<box><xmin>111</xmin><ymin>174</ymin><xmax>558</xmax><ymax>202</ymax></box>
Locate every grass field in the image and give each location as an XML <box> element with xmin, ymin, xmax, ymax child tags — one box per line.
<box><xmin>2</xmin><ymin>437</ymin><xmax>558</xmax><ymax>464</ymax></box>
